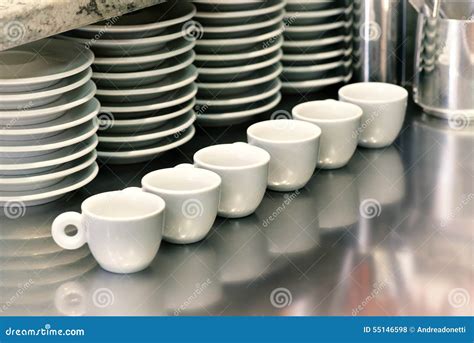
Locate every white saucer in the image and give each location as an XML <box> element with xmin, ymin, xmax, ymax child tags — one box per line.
<box><xmin>99</xmin><ymin>111</ymin><xmax>196</xmax><ymax>149</ymax></box>
<box><xmin>98</xmin><ymin>126</ymin><xmax>196</xmax><ymax>164</ymax></box>
<box><xmin>197</xmin><ymin>93</ymin><xmax>281</xmax><ymax>126</ymax></box>
<box><xmin>0</xmin><ymin>151</ymin><xmax>97</xmax><ymax>192</ymax></box>
<box><xmin>0</xmin><ymin>81</ymin><xmax>96</xmax><ymax>126</ymax></box>
<box><xmin>101</xmin><ymin>84</ymin><xmax>197</xmax><ymax>114</ymax></box>
<box><xmin>282</xmin><ymin>47</ymin><xmax>352</xmax><ymax>62</ymax></box>
<box><xmin>92</xmin><ymin>51</ymin><xmax>195</xmax><ymax>88</ymax></box>
<box><xmin>195</xmin><ymin>0</ymin><xmax>285</xmax><ymax>19</ymax></box>
<box><xmin>0</xmin><ymin>68</ymin><xmax>92</xmax><ymax>110</ymax></box>
<box><xmin>196</xmin><ymin>80</ymin><xmax>281</xmax><ymax>107</ymax></box>
<box><xmin>0</xmin><ymin>163</ymin><xmax>99</xmax><ymax>207</ymax></box>
<box><xmin>108</xmin><ymin>99</ymin><xmax>195</xmax><ymax>133</ymax></box>
<box><xmin>281</xmin><ymin>72</ymin><xmax>352</xmax><ymax>93</ymax></box>
<box><xmin>95</xmin><ymin>65</ymin><xmax>198</xmax><ymax>103</ymax></box>
<box><xmin>283</xmin><ymin>59</ymin><xmax>347</xmax><ymax>73</ymax></box>
<box><xmin>75</xmin><ymin>1</ymin><xmax>196</xmax><ymax>38</ymax></box>
<box><xmin>282</xmin><ymin>58</ymin><xmax>351</xmax><ymax>82</ymax></box>
<box><xmin>0</xmin><ymin>135</ymin><xmax>98</xmax><ymax>176</ymax></box>
<box><xmin>0</xmin><ymin>39</ymin><xmax>94</xmax><ymax>92</ymax></box>
<box><xmin>93</xmin><ymin>38</ymin><xmax>195</xmax><ymax>73</ymax></box>
<box><xmin>202</xmin><ymin>10</ymin><xmax>284</xmax><ymax>34</ymax></box>
<box><xmin>282</xmin><ymin>34</ymin><xmax>352</xmax><ymax>48</ymax></box>
<box><xmin>0</xmin><ymin>99</ymin><xmax>100</xmax><ymax>141</ymax></box>
<box><xmin>285</xmin><ymin>5</ymin><xmax>352</xmax><ymax>19</ymax></box>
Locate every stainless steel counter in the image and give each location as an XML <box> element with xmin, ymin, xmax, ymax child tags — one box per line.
<box><xmin>1</xmin><ymin>89</ymin><xmax>473</xmax><ymax>316</ymax></box>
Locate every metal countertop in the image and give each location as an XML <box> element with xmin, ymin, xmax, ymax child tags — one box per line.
<box><xmin>1</xmin><ymin>89</ymin><xmax>473</xmax><ymax>316</ymax></box>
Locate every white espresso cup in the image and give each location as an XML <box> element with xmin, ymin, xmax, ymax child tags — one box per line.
<box><xmin>247</xmin><ymin>119</ymin><xmax>321</xmax><ymax>191</ymax></box>
<box><xmin>193</xmin><ymin>142</ymin><xmax>270</xmax><ymax>218</ymax></box>
<box><xmin>52</xmin><ymin>189</ymin><xmax>165</xmax><ymax>274</ymax></box>
<box><xmin>338</xmin><ymin>82</ymin><xmax>408</xmax><ymax>148</ymax></box>
<box><xmin>140</xmin><ymin>165</ymin><xmax>221</xmax><ymax>244</ymax></box>
<box><xmin>292</xmin><ymin>99</ymin><xmax>363</xmax><ymax>169</ymax></box>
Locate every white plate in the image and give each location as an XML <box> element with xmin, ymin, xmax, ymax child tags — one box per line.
<box><xmin>93</xmin><ymin>38</ymin><xmax>195</xmax><ymax>73</ymax></box>
<box><xmin>282</xmin><ymin>47</ymin><xmax>352</xmax><ymax>62</ymax></box>
<box><xmin>0</xmin><ymin>135</ymin><xmax>98</xmax><ymax>176</ymax></box>
<box><xmin>99</xmin><ymin>111</ymin><xmax>196</xmax><ymax>149</ymax></box>
<box><xmin>61</xmin><ymin>25</ymin><xmax>186</xmax><ymax>57</ymax></box>
<box><xmin>285</xmin><ymin>6</ymin><xmax>352</xmax><ymax>19</ymax></box>
<box><xmin>0</xmin><ymin>99</ymin><xmax>100</xmax><ymax>140</ymax></box>
<box><xmin>107</xmin><ymin>99</ymin><xmax>196</xmax><ymax>134</ymax></box>
<box><xmin>0</xmin><ymin>39</ymin><xmax>94</xmax><ymax>92</ymax></box>
<box><xmin>101</xmin><ymin>84</ymin><xmax>197</xmax><ymax>114</ymax></box>
<box><xmin>196</xmin><ymin>24</ymin><xmax>284</xmax><ymax>47</ymax></box>
<box><xmin>283</xmin><ymin>59</ymin><xmax>347</xmax><ymax>73</ymax></box>
<box><xmin>95</xmin><ymin>65</ymin><xmax>198</xmax><ymax>103</ymax></box>
<box><xmin>285</xmin><ymin>20</ymin><xmax>349</xmax><ymax>33</ymax></box>
<box><xmin>0</xmin><ymin>81</ymin><xmax>96</xmax><ymax>126</ymax></box>
<box><xmin>0</xmin><ymin>163</ymin><xmax>98</xmax><ymax>207</ymax></box>
<box><xmin>92</xmin><ymin>51</ymin><xmax>195</xmax><ymax>88</ymax></box>
<box><xmin>281</xmin><ymin>72</ymin><xmax>352</xmax><ymax>93</ymax></box>
<box><xmin>197</xmin><ymin>93</ymin><xmax>281</xmax><ymax>126</ymax></box>
<box><xmin>283</xmin><ymin>34</ymin><xmax>351</xmax><ymax>48</ymax></box>
<box><xmin>0</xmin><ymin>68</ymin><xmax>92</xmax><ymax>110</ymax></box>
<box><xmin>0</xmin><ymin>119</ymin><xmax>98</xmax><ymax>158</ymax></box>
<box><xmin>195</xmin><ymin>0</ymin><xmax>285</xmax><ymax>19</ymax></box>
<box><xmin>282</xmin><ymin>58</ymin><xmax>351</xmax><ymax>81</ymax></box>
<box><xmin>202</xmin><ymin>10</ymin><xmax>284</xmax><ymax>34</ymax></box>
<box><xmin>98</xmin><ymin>126</ymin><xmax>195</xmax><ymax>165</ymax></box>
<box><xmin>0</xmin><ymin>151</ymin><xmax>97</xmax><ymax>192</ymax></box>
<box><xmin>75</xmin><ymin>1</ymin><xmax>196</xmax><ymax>38</ymax></box>
<box><xmin>195</xmin><ymin>35</ymin><xmax>283</xmax><ymax>62</ymax></box>
<box><xmin>197</xmin><ymin>80</ymin><xmax>281</xmax><ymax>107</ymax></box>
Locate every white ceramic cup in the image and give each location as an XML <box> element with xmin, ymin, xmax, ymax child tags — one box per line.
<box><xmin>292</xmin><ymin>99</ymin><xmax>363</xmax><ymax>169</ymax></box>
<box><xmin>140</xmin><ymin>164</ymin><xmax>221</xmax><ymax>244</ymax></box>
<box><xmin>51</xmin><ymin>189</ymin><xmax>165</xmax><ymax>274</ymax></box>
<box><xmin>247</xmin><ymin>119</ymin><xmax>321</xmax><ymax>191</ymax></box>
<box><xmin>338</xmin><ymin>82</ymin><xmax>408</xmax><ymax>148</ymax></box>
<box><xmin>193</xmin><ymin>142</ymin><xmax>270</xmax><ymax>218</ymax></box>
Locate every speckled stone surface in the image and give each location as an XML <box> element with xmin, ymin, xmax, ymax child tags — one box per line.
<box><xmin>0</xmin><ymin>0</ymin><xmax>166</xmax><ymax>51</ymax></box>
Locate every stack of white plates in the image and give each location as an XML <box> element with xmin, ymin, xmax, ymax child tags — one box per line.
<box><xmin>281</xmin><ymin>0</ymin><xmax>353</xmax><ymax>93</ymax></box>
<box><xmin>61</xmin><ymin>1</ymin><xmax>198</xmax><ymax>164</ymax></box>
<box><xmin>0</xmin><ymin>38</ymin><xmax>99</xmax><ymax>207</ymax></box>
<box><xmin>192</xmin><ymin>0</ymin><xmax>285</xmax><ymax>126</ymax></box>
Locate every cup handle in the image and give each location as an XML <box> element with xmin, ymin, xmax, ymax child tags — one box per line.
<box><xmin>175</xmin><ymin>163</ymin><xmax>194</xmax><ymax>169</ymax></box>
<box><xmin>52</xmin><ymin>212</ymin><xmax>87</xmax><ymax>250</ymax></box>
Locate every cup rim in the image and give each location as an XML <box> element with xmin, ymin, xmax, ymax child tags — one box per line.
<box><xmin>81</xmin><ymin>190</ymin><xmax>165</xmax><ymax>222</ymax></box>
<box><xmin>141</xmin><ymin>167</ymin><xmax>221</xmax><ymax>195</ymax></box>
<box><xmin>194</xmin><ymin>142</ymin><xmax>270</xmax><ymax>170</ymax></box>
<box><xmin>247</xmin><ymin>119</ymin><xmax>322</xmax><ymax>144</ymax></box>
<box><xmin>338</xmin><ymin>82</ymin><xmax>408</xmax><ymax>104</ymax></box>
<box><xmin>292</xmin><ymin>99</ymin><xmax>363</xmax><ymax>123</ymax></box>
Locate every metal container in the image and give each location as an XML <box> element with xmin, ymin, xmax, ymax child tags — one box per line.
<box><xmin>413</xmin><ymin>2</ymin><xmax>474</xmax><ymax>119</ymax></box>
<box><xmin>352</xmin><ymin>0</ymin><xmax>405</xmax><ymax>83</ymax></box>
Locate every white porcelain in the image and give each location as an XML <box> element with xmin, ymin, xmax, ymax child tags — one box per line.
<box><xmin>97</xmin><ymin>126</ymin><xmax>195</xmax><ymax>165</ymax></box>
<box><xmin>0</xmin><ymin>68</ymin><xmax>92</xmax><ymax>110</ymax></box>
<box><xmin>338</xmin><ymin>82</ymin><xmax>409</xmax><ymax>148</ymax></box>
<box><xmin>0</xmin><ymin>136</ymin><xmax>98</xmax><ymax>176</ymax></box>
<box><xmin>247</xmin><ymin>119</ymin><xmax>321</xmax><ymax>191</ymax></box>
<box><xmin>281</xmin><ymin>47</ymin><xmax>352</xmax><ymax>62</ymax></box>
<box><xmin>0</xmin><ymin>151</ymin><xmax>97</xmax><ymax>192</ymax></box>
<box><xmin>0</xmin><ymin>39</ymin><xmax>93</xmax><ymax>92</ymax></box>
<box><xmin>282</xmin><ymin>34</ymin><xmax>351</xmax><ymax>49</ymax></box>
<box><xmin>285</xmin><ymin>5</ymin><xmax>352</xmax><ymax>19</ymax></box>
<box><xmin>195</xmin><ymin>0</ymin><xmax>285</xmax><ymax>19</ymax></box>
<box><xmin>140</xmin><ymin>164</ymin><xmax>221</xmax><ymax>244</ymax></box>
<box><xmin>292</xmin><ymin>99</ymin><xmax>363</xmax><ymax>169</ymax></box>
<box><xmin>281</xmin><ymin>72</ymin><xmax>352</xmax><ymax>93</ymax></box>
<box><xmin>202</xmin><ymin>10</ymin><xmax>284</xmax><ymax>34</ymax></box>
<box><xmin>95</xmin><ymin>66</ymin><xmax>198</xmax><ymax>103</ymax></box>
<box><xmin>198</xmin><ymin>93</ymin><xmax>281</xmax><ymax>126</ymax></box>
<box><xmin>0</xmin><ymin>163</ymin><xmax>98</xmax><ymax>207</ymax></box>
<box><xmin>52</xmin><ymin>188</ymin><xmax>165</xmax><ymax>273</ymax></box>
<box><xmin>0</xmin><ymin>81</ymin><xmax>96</xmax><ymax>126</ymax></box>
<box><xmin>194</xmin><ymin>142</ymin><xmax>270</xmax><ymax>218</ymax></box>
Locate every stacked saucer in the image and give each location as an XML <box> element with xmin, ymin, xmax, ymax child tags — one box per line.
<box><xmin>61</xmin><ymin>1</ymin><xmax>198</xmax><ymax>164</ymax></box>
<box><xmin>281</xmin><ymin>0</ymin><xmax>353</xmax><ymax>93</ymax></box>
<box><xmin>0</xmin><ymin>38</ymin><xmax>99</xmax><ymax>207</ymax></box>
<box><xmin>192</xmin><ymin>0</ymin><xmax>285</xmax><ymax>126</ymax></box>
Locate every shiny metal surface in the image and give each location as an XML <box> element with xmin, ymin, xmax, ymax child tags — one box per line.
<box><xmin>1</xmin><ymin>90</ymin><xmax>473</xmax><ymax>316</ymax></box>
<box><xmin>413</xmin><ymin>3</ymin><xmax>474</xmax><ymax>118</ymax></box>
<box><xmin>352</xmin><ymin>0</ymin><xmax>405</xmax><ymax>83</ymax></box>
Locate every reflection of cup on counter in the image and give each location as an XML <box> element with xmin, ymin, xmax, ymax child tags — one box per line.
<box><xmin>255</xmin><ymin>187</ymin><xmax>320</xmax><ymax>256</ymax></box>
<box><xmin>305</xmin><ymin>169</ymin><xmax>359</xmax><ymax>231</ymax></box>
<box><xmin>157</xmin><ymin>243</ymin><xmax>223</xmax><ymax>315</ymax></box>
<box><xmin>209</xmin><ymin>216</ymin><xmax>271</xmax><ymax>284</ymax></box>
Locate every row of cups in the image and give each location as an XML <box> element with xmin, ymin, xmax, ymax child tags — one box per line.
<box><xmin>52</xmin><ymin>81</ymin><xmax>408</xmax><ymax>274</ymax></box>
